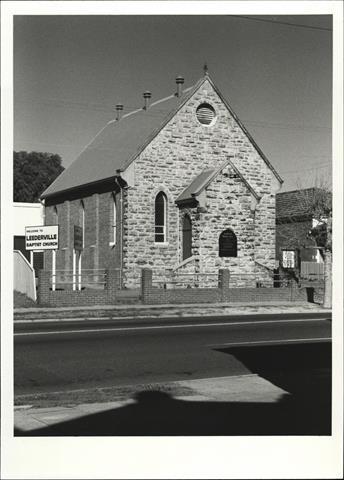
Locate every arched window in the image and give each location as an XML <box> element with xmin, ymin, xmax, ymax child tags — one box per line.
<box><xmin>79</xmin><ymin>201</ymin><xmax>85</xmax><ymax>248</ymax></box>
<box><xmin>155</xmin><ymin>192</ymin><xmax>167</xmax><ymax>243</ymax></box>
<box><xmin>110</xmin><ymin>194</ymin><xmax>117</xmax><ymax>245</ymax></box>
<box><xmin>219</xmin><ymin>229</ymin><xmax>237</xmax><ymax>257</ymax></box>
<box><xmin>52</xmin><ymin>206</ymin><xmax>58</xmax><ymax>224</ymax></box>
<box><xmin>182</xmin><ymin>215</ymin><xmax>192</xmax><ymax>260</ymax></box>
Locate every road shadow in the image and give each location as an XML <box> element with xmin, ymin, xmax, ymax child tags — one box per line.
<box><xmin>14</xmin><ymin>342</ymin><xmax>331</xmax><ymax>436</ymax></box>
<box><xmin>217</xmin><ymin>341</ymin><xmax>331</xmax><ymax>400</ymax></box>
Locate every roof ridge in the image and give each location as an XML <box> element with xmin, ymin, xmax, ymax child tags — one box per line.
<box><xmin>118</xmin><ymin>77</ymin><xmax>207</xmax><ymax>172</ymax></box>
<box><xmin>117</xmin><ymin>84</ymin><xmax>197</xmax><ymax>122</ymax></box>
<box><xmin>121</xmin><ymin>108</ymin><xmax>143</xmax><ymax>120</ymax></box>
<box><xmin>276</xmin><ymin>187</ymin><xmax>320</xmax><ymax>196</ymax></box>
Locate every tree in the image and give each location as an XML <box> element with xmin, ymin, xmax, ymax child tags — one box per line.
<box><xmin>13</xmin><ymin>151</ymin><xmax>64</xmax><ymax>203</ymax></box>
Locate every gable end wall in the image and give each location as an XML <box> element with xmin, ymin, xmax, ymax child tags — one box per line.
<box><xmin>123</xmin><ymin>79</ymin><xmax>277</xmax><ymax>287</ymax></box>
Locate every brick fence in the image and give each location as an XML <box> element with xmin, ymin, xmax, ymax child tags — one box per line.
<box><xmin>37</xmin><ymin>267</ymin><xmax>309</xmax><ymax>307</ymax></box>
<box><xmin>141</xmin><ymin>268</ymin><xmax>307</xmax><ymax>304</ymax></box>
<box><xmin>141</xmin><ymin>268</ymin><xmax>231</xmax><ymax>304</ymax></box>
<box><xmin>37</xmin><ymin>269</ymin><xmax>119</xmax><ymax>307</ymax></box>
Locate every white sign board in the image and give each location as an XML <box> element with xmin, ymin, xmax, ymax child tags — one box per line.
<box><xmin>282</xmin><ymin>250</ymin><xmax>295</xmax><ymax>269</ymax></box>
<box><xmin>25</xmin><ymin>225</ymin><xmax>59</xmax><ymax>250</ymax></box>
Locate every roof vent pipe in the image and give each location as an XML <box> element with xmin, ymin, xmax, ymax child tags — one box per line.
<box><xmin>176</xmin><ymin>76</ymin><xmax>184</xmax><ymax>97</ymax></box>
<box><xmin>115</xmin><ymin>104</ymin><xmax>124</xmax><ymax>121</ymax></box>
<box><xmin>143</xmin><ymin>91</ymin><xmax>152</xmax><ymax>110</ymax></box>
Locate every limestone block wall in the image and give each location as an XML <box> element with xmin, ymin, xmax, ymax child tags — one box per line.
<box><xmin>199</xmin><ymin>166</ymin><xmax>255</xmax><ymax>272</ymax></box>
<box><xmin>122</xmin><ymin>78</ymin><xmax>278</xmax><ymax>288</ymax></box>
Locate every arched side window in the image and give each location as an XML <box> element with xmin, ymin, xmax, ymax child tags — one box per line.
<box><xmin>52</xmin><ymin>206</ymin><xmax>58</xmax><ymax>224</ymax></box>
<box><xmin>155</xmin><ymin>192</ymin><xmax>167</xmax><ymax>243</ymax></box>
<box><xmin>182</xmin><ymin>215</ymin><xmax>192</xmax><ymax>260</ymax></box>
<box><xmin>219</xmin><ymin>229</ymin><xmax>237</xmax><ymax>257</ymax></box>
<box><xmin>79</xmin><ymin>201</ymin><xmax>85</xmax><ymax>248</ymax></box>
<box><xmin>110</xmin><ymin>194</ymin><xmax>117</xmax><ymax>245</ymax></box>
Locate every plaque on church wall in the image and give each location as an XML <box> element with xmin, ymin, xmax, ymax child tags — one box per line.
<box><xmin>219</xmin><ymin>229</ymin><xmax>237</xmax><ymax>257</ymax></box>
<box><xmin>74</xmin><ymin>225</ymin><xmax>83</xmax><ymax>251</ymax></box>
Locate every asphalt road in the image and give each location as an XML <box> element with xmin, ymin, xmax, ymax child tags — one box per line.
<box><xmin>14</xmin><ymin>312</ymin><xmax>331</xmax><ymax>396</ymax></box>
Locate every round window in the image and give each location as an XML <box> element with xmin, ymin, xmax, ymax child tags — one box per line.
<box><xmin>196</xmin><ymin>103</ymin><xmax>216</xmax><ymax>126</ymax></box>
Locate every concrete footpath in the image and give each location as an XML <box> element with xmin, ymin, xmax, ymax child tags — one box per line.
<box><xmin>14</xmin><ymin>301</ymin><xmax>330</xmax><ymax>323</ymax></box>
<box><xmin>14</xmin><ymin>374</ymin><xmax>289</xmax><ymax>433</ymax></box>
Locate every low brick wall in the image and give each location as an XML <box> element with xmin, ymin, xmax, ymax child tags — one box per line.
<box><xmin>228</xmin><ymin>286</ymin><xmax>307</xmax><ymax>303</ymax></box>
<box><xmin>142</xmin><ymin>286</ymin><xmax>307</xmax><ymax>305</ymax></box>
<box><xmin>143</xmin><ymin>288</ymin><xmax>224</xmax><ymax>305</ymax></box>
<box><xmin>37</xmin><ymin>269</ymin><xmax>119</xmax><ymax>307</ymax></box>
<box><xmin>142</xmin><ymin>268</ymin><xmax>307</xmax><ymax>305</ymax></box>
<box><xmin>141</xmin><ymin>268</ymin><xmax>231</xmax><ymax>304</ymax></box>
<box><xmin>38</xmin><ymin>267</ymin><xmax>309</xmax><ymax>307</ymax></box>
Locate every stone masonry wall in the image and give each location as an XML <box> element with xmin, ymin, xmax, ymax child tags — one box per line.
<box><xmin>198</xmin><ymin>165</ymin><xmax>256</xmax><ymax>285</ymax></box>
<box><xmin>254</xmin><ymin>192</ymin><xmax>276</xmax><ymax>272</ymax></box>
<box><xmin>123</xmin><ymin>78</ymin><xmax>278</xmax><ymax>288</ymax></box>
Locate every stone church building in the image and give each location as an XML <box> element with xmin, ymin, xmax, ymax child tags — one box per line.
<box><xmin>41</xmin><ymin>71</ymin><xmax>283</xmax><ymax>289</ymax></box>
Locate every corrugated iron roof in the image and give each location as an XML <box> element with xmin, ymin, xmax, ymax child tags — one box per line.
<box><xmin>41</xmin><ymin>85</ymin><xmax>198</xmax><ymax>199</ymax></box>
<box><xmin>176</xmin><ymin>159</ymin><xmax>260</xmax><ymax>205</ymax></box>
<box><xmin>176</xmin><ymin>169</ymin><xmax>216</xmax><ymax>203</ymax></box>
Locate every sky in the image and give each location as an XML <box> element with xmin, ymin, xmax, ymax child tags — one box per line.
<box><xmin>13</xmin><ymin>14</ymin><xmax>332</xmax><ymax>192</ymax></box>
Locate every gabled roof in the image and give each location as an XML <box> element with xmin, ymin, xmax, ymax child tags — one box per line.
<box><xmin>41</xmin><ymin>73</ymin><xmax>283</xmax><ymax>199</ymax></box>
<box><xmin>176</xmin><ymin>159</ymin><xmax>260</xmax><ymax>205</ymax></box>
<box><xmin>41</xmin><ymin>82</ymin><xmax>200</xmax><ymax>199</ymax></box>
<box><xmin>276</xmin><ymin>188</ymin><xmax>330</xmax><ymax>220</ymax></box>
<box><xmin>175</xmin><ymin>169</ymin><xmax>216</xmax><ymax>204</ymax></box>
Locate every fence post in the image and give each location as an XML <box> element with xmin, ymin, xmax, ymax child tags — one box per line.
<box><xmin>141</xmin><ymin>268</ymin><xmax>153</xmax><ymax>304</ymax></box>
<box><xmin>290</xmin><ymin>279</ymin><xmax>296</xmax><ymax>301</ymax></box>
<box><xmin>218</xmin><ymin>269</ymin><xmax>230</xmax><ymax>302</ymax></box>
<box><xmin>106</xmin><ymin>269</ymin><xmax>118</xmax><ymax>303</ymax></box>
<box><xmin>37</xmin><ymin>270</ymin><xmax>51</xmax><ymax>305</ymax></box>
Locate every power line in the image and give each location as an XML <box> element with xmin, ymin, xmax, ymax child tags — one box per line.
<box><xmin>16</xmin><ymin>98</ymin><xmax>332</xmax><ymax>133</ymax></box>
<box><xmin>16</xmin><ymin>98</ymin><xmax>111</xmax><ymax>114</ymax></box>
<box><xmin>14</xmin><ymin>140</ymin><xmax>76</xmax><ymax>149</ymax></box>
<box><xmin>280</xmin><ymin>163</ymin><xmax>331</xmax><ymax>175</ymax></box>
<box><xmin>229</xmin><ymin>15</ymin><xmax>332</xmax><ymax>32</ymax></box>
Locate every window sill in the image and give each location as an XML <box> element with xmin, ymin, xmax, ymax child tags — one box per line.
<box><xmin>109</xmin><ymin>242</ymin><xmax>117</xmax><ymax>248</ymax></box>
<box><xmin>154</xmin><ymin>242</ymin><xmax>169</xmax><ymax>247</ymax></box>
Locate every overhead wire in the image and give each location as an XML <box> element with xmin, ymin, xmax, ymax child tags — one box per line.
<box><xmin>229</xmin><ymin>15</ymin><xmax>332</xmax><ymax>32</ymax></box>
<box><xmin>280</xmin><ymin>163</ymin><xmax>331</xmax><ymax>175</ymax></box>
<box><xmin>16</xmin><ymin>97</ymin><xmax>331</xmax><ymax>133</ymax></box>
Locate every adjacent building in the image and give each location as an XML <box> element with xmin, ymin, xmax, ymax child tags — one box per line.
<box><xmin>275</xmin><ymin>188</ymin><xmax>328</xmax><ymax>275</ymax></box>
<box><xmin>13</xmin><ymin>202</ymin><xmax>44</xmax><ymax>271</ymax></box>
